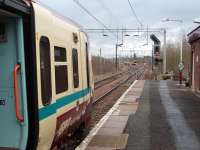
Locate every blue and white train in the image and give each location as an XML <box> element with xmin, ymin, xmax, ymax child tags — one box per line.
<box><xmin>0</xmin><ymin>0</ymin><xmax>94</xmax><ymax>149</ymax></box>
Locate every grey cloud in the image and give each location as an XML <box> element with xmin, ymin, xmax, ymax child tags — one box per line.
<box><xmin>40</xmin><ymin>0</ymin><xmax>200</xmax><ymax>56</ymax></box>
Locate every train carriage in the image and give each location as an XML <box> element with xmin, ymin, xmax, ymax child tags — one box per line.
<box><xmin>0</xmin><ymin>0</ymin><xmax>94</xmax><ymax>150</ymax></box>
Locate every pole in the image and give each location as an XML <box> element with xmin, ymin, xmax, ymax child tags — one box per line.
<box><xmin>179</xmin><ymin>71</ymin><xmax>182</xmax><ymax>84</ymax></box>
<box><xmin>99</xmin><ymin>48</ymin><xmax>102</xmax><ymax>57</ymax></box>
<box><xmin>180</xmin><ymin>24</ymin><xmax>183</xmax><ymax>84</ymax></box>
<box><xmin>115</xmin><ymin>29</ymin><xmax>119</xmax><ymax>72</ymax></box>
<box><xmin>99</xmin><ymin>48</ymin><xmax>102</xmax><ymax>74</ymax></box>
<box><xmin>152</xmin><ymin>45</ymin><xmax>154</xmax><ymax>71</ymax></box>
<box><xmin>163</xmin><ymin>29</ymin><xmax>167</xmax><ymax>74</ymax></box>
<box><xmin>180</xmin><ymin>40</ymin><xmax>183</xmax><ymax>62</ymax></box>
<box><xmin>180</xmin><ymin>27</ymin><xmax>183</xmax><ymax>62</ymax></box>
<box><xmin>147</xmin><ymin>25</ymin><xmax>149</xmax><ymax>44</ymax></box>
<box><xmin>115</xmin><ymin>44</ymin><xmax>118</xmax><ymax>71</ymax></box>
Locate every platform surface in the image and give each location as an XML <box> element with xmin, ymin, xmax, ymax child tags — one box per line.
<box><xmin>125</xmin><ymin>80</ymin><xmax>200</xmax><ymax>150</ymax></box>
<box><xmin>78</xmin><ymin>80</ymin><xmax>200</xmax><ymax>150</ymax></box>
<box><xmin>76</xmin><ymin>80</ymin><xmax>145</xmax><ymax>150</ymax></box>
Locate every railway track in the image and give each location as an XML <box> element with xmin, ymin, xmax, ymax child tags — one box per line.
<box><xmin>89</xmin><ymin>67</ymin><xmax>146</xmax><ymax>128</ymax></box>
<box><xmin>94</xmin><ymin>71</ymin><xmax>129</xmax><ymax>90</ymax></box>
<box><xmin>93</xmin><ymin>68</ymin><xmax>145</xmax><ymax>104</ymax></box>
<box><xmin>63</xmin><ymin>67</ymin><xmax>147</xmax><ymax>150</ymax></box>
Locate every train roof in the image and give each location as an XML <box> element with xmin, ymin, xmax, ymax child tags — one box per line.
<box><xmin>0</xmin><ymin>0</ymin><xmax>30</xmax><ymax>14</ymax></box>
<box><xmin>34</xmin><ymin>0</ymin><xmax>84</xmax><ymax>30</ymax></box>
<box><xmin>0</xmin><ymin>0</ymin><xmax>85</xmax><ymax>32</ymax></box>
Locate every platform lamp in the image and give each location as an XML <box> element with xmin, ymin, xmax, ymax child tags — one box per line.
<box><xmin>193</xmin><ymin>18</ymin><xmax>200</xmax><ymax>24</ymax></box>
<box><xmin>162</xmin><ymin>18</ymin><xmax>183</xmax><ymax>63</ymax></box>
<box><xmin>103</xmin><ymin>33</ymin><xmax>109</xmax><ymax>37</ymax></box>
<box><xmin>102</xmin><ymin>29</ymin><xmax>109</xmax><ymax>37</ymax></box>
<box><xmin>124</xmin><ymin>33</ymin><xmax>130</xmax><ymax>37</ymax></box>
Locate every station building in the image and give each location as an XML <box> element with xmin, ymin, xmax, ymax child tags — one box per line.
<box><xmin>188</xmin><ymin>26</ymin><xmax>200</xmax><ymax>92</ymax></box>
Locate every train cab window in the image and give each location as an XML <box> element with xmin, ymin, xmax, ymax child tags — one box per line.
<box><xmin>72</xmin><ymin>48</ymin><xmax>79</xmax><ymax>88</ymax></box>
<box><xmin>0</xmin><ymin>23</ymin><xmax>6</xmax><ymax>42</ymax></box>
<box><xmin>85</xmin><ymin>43</ymin><xmax>90</xmax><ymax>88</ymax></box>
<box><xmin>54</xmin><ymin>46</ymin><xmax>68</xmax><ymax>94</ymax></box>
<box><xmin>54</xmin><ymin>46</ymin><xmax>67</xmax><ymax>62</ymax></box>
<box><xmin>40</xmin><ymin>36</ymin><xmax>52</xmax><ymax>106</ymax></box>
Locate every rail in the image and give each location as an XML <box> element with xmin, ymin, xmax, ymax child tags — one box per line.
<box><xmin>93</xmin><ymin>68</ymin><xmax>145</xmax><ymax>104</ymax></box>
<box><xmin>94</xmin><ymin>71</ymin><xmax>129</xmax><ymax>90</ymax></box>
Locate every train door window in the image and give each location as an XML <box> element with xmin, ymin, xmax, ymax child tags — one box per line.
<box><xmin>54</xmin><ymin>46</ymin><xmax>66</xmax><ymax>62</ymax></box>
<box><xmin>54</xmin><ymin>46</ymin><xmax>68</xmax><ymax>94</ymax></box>
<box><xmin>40</xmin><ymin>36</ymin><xmax>52</xmax><ymax>106</ymax></box>
<box><xmin>0</xmin><ymin>23</ymin><xmax>6</xmax><ymax>42</ymax></box>
<box><xmin>85</xmin><ymin>43</ymin><xmax>90</xmax><ymax>88</ymax></box>
<box><xmin>72</xmin><ymin>48</ymin><xmax>79</xmax><ymax>88</ymax></box>
<box><xmin>55</xmin><ymin>65</ymin><xmax>68</xmax><ymax>94</ymax></box>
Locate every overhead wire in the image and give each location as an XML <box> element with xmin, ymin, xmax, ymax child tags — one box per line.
<box><xmin>127</xmin><ymin>0</ymin><xmax>143</xmax><ymax>27</ymax></box>
<box><xmin>95</xmin><ymin>0</ymin><xmax>120</xmax><ymax>26</ymax></box>
<box><xmin>73</xmin><ymin>0</ymin><xmax>118</xmax><ymax>38</ymax></box>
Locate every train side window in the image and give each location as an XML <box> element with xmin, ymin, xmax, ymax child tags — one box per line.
<box><xmin>72</xmin><ymin>48</ymin><xmax>79</xmax><ymax>88</ymax></box>
<box><xmin>55</xmin><ymin>65</ymin><xmax>68</xmax><ymax>94</ymax></box>
<box><xmin>54</xmin><ymin>46</ymin><xmax>67</xmax><ymax>62</ymax></box>
<box><xmin>0</xmin><ymin>23</ymin><xmax>7</xmax><ymax>42</ymax></box>
<box><xmin>40</xmin><ymin>36</ymin><xmax>52</xmax><ymax>106</ymax></box>
<box><xmin>85</xmin><ymin>43</ymin><xmax>90</xmax><ymax>88</ymax></box>
<box><xmin>54</xmin><ymin>46</ymin><xmax>68</xmax><ymax>94</ymax></box>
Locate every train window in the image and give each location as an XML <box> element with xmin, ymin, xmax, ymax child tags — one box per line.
<box><xmin>54</xmin><ymin>46</ymin><xmax>68</xmax><ymax>94</ymax></box>
<box><xmin>85</xmin><ymin>43</ymin><xmax>90</xmax><ymax>88</ymax></box>
<box><xmin>72</xmin><ymin>48</ymin><xmax>79</xmax><ymax>88</ymax></box>
<box><xmin>55</xmin><ymin>65</ymin><xmax>68</xmax><ymax>94</ymax></box>
<box><xmin>40</xmin><ymin>36</ymin><xmax>52</xmax><ymax>106</ymax></box>
<box><xmin>54</xmin><ymin>46</ymin><xmax>67</xmax><ymax>62</ymax></box>
<box><xmin>0</xmin><ymin>23</ymin><xmax>6</xmax><ymax>42</ymax></box>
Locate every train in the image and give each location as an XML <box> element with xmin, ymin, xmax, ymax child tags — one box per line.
<box><xmin>0</xmin><ymin>0</ymin><xmax>94</xmax><ymax>149</ymax></box>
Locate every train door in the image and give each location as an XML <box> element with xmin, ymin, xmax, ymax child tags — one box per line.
<box><xmin>32</xmin><ymin>3</ymin><xmax>57</xmax><ymax>150</ymax></box>
<box><xmin>0</xmin><ymin>13</ymin><xmax>29</xmax><ymax>149</ymax></box>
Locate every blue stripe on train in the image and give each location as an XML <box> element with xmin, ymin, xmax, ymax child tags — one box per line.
<box><xmin>39</xmin><ymin>88</ymin><xmax>91</xmax><ymax>121</ymax></box>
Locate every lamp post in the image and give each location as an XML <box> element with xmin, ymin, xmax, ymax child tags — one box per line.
<box><xmin>163</xmin><ymin>29</ymin><xmax>167</xmax><ymax>74</ymax></box>
<box><xmin>116</xmin><ymin>43</ymin><xmax>123</xmax><ymax>71</ymax></box>
<box><xmin>162</xmin><ymin>18</ymin><xmax>183</xmax><ymax>63</ymax></box>
<box><xmin>162</xmin><ymin>18</ymin><xmax>183</xmax><ymax>83</ymax></box>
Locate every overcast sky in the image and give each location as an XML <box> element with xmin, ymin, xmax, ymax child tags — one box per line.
<box><xmin>41</xmin><ymin>0</ymin><xmax>200</xmax><ymax>57</ymax></box>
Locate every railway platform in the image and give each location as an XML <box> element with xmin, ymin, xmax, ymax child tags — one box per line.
<box><xmin>76</xmin><ymin>80</ymin><xmax>145</xmax><ymax>150</ymax></box>
<box><xmin>77</xmin><ymin>80</ymin><xmax>200</xmax><ymax>150</ymax></box>
<box><xmin>125</xmin><ymin>80</ymin><xmax>200</xmax><ymax>150</ymax></box>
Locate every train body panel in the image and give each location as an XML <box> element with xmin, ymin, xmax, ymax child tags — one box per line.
<box><xmin>33</xmin><ymin>2</ymin><xmax>94</xmax><ymax>150</ymax></box>
<box><xmin>0</xmin><ymin>1</ymin><xmax>94</xmax><ymax>150</ymax></box>
<box><xmin>0</xmin><ymin>10</ymin><xmax>29</xmax><ymax>150</ymax></box>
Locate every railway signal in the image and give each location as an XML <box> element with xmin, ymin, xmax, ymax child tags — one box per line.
<box><xmin>150</xmin><ymin>34</ymin><xmax>161</xmax><ymax>71</ymax></box>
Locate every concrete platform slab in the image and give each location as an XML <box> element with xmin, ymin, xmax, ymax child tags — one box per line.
<box><xmin>102</xmin><ymin>120</ymin><xmax>127</xmax><ymax>128</ymax></box>
<box><xmin>86</xmin><ymin>146</ymin><xmax>114</xmax><ymax>150</ymax></box>
<box><xmin>97</xmin><ymin>127</ymin><xmax>124</xmax><ymax>136</ymax></box>
<box><xmin>76</xmin><ymin>80</ymin><xmax>145</xmax><ymax>150</ymax></box>
<box><xmin>112</xmin><ymin>109</ymin><xmax>137</xmax><ymax>116</ymax></box>
<box><xmin>88</xmin><ymin>134</ymin><xmax>129</xmax><ymax>149</ymax></box>
<box><xmin>106</xmin><ymin>116</ymin><xmax>129</xmax><ymax>122</ymax></box>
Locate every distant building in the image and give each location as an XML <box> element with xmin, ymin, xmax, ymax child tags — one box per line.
<box><xmin>188</xmin><ymin>26</ymin><xmax>200</xmax><ymax>92</ymax></box>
